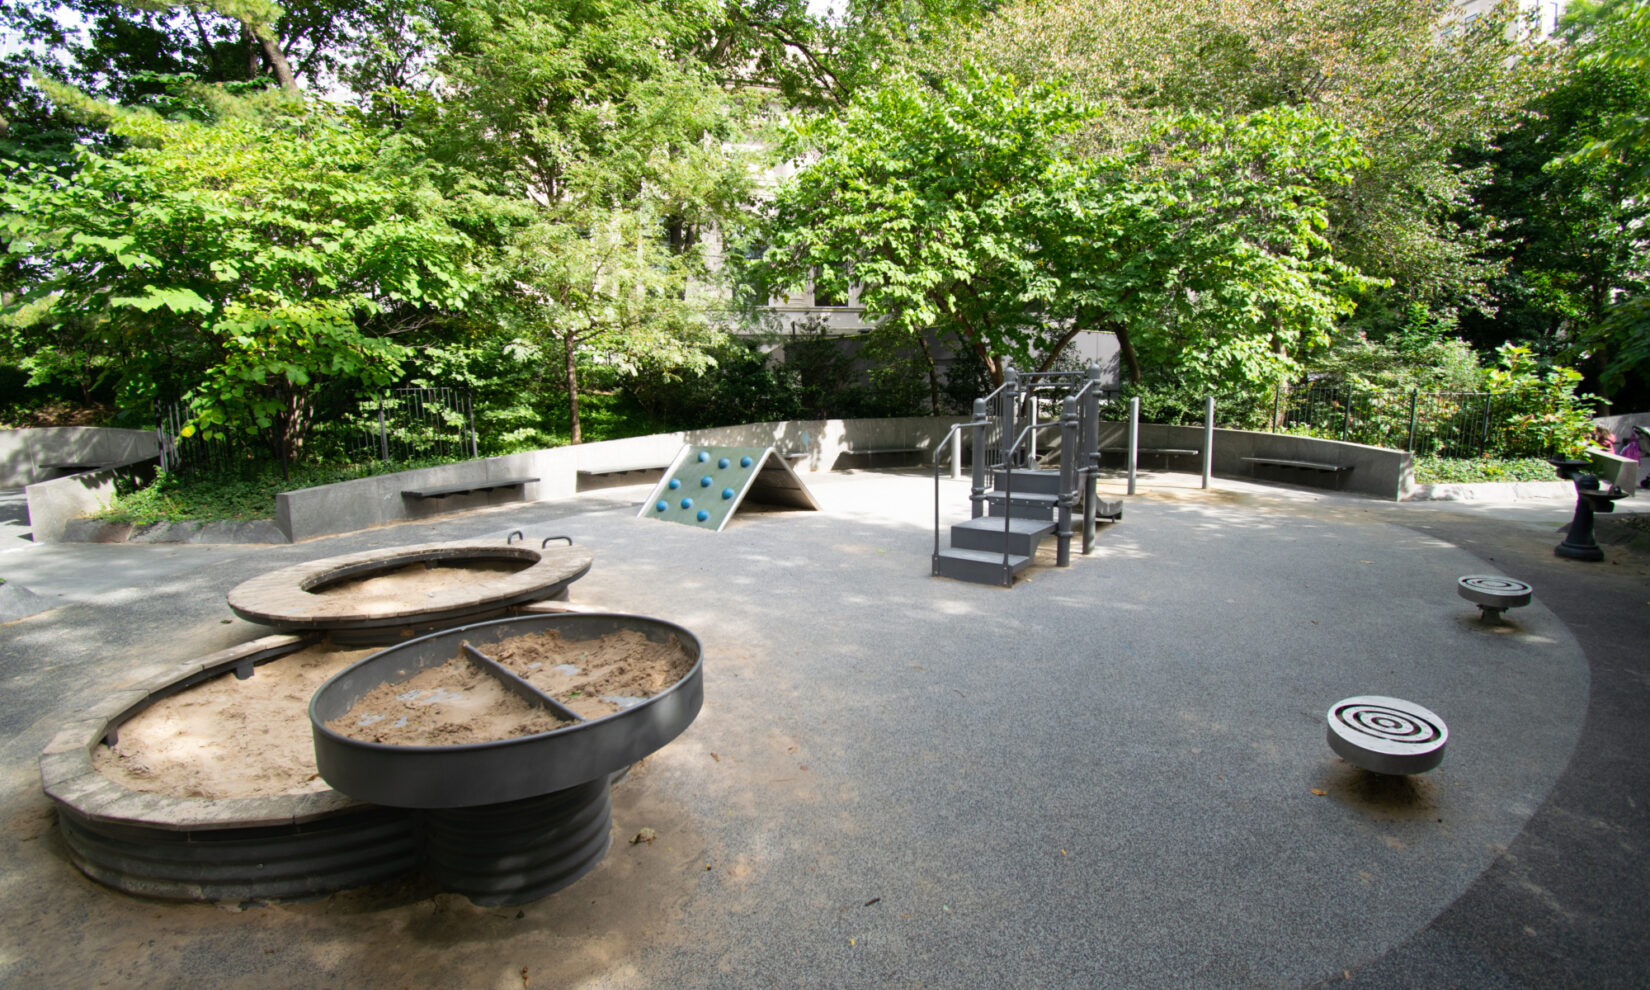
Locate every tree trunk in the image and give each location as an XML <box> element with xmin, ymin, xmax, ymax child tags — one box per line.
<box><xmin>916</xmin><ymin>333</ymin><xmax>941</xmax><ymax>413</ymax></box>
<box><xmin>254</xmin><ymin>30</ymin><xmax>299</xmax><ymax>92</ymax></box>
<box><xmin>242</xmin><ymin>24</ymin><xmax>260</xmax><ymax>78</ymax></box>
<box><xmin>564</xmin><ymin>332</ymin><xmax>582</xmax><ymax>445</ymax></box>
<box><xmin>1111</xmin><ymin>321</ymin><xmax>1142</xmax><ymax>385</ymax></box>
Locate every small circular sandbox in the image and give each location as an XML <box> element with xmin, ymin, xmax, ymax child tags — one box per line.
<box><xmin>310</xmin><ymin>612</ymin><xmax>704</xmax><ymax>905</ymax></box>
<box><xmin>228</xmin><ymin>540</ymin><xmax>594</xmax><ymax>643</ymax></box>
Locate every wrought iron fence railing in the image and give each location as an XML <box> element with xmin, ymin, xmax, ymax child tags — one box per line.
<box><xmin>1090</xmin><ymin>383</ymin><xmax>1577</xmax><ymax>460</ymax></box>
<box><xmin>1269</xmin><ymin>384</ymin><xmax>1565</xmax><ymax>459</ymax></box>
<box><xmin>154</xmin><ymin>386</ymin><xmax>478</xmax><ymax>477</ymax></box>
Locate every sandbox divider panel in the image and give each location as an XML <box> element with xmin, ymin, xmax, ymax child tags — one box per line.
<box><xmin>460</xmin><ymin>642</ymin><xmax>584</xmax><ymax>723</ymax></box>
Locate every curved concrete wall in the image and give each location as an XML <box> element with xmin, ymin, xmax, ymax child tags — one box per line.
<box><xmin>1</xmin><ymin>428</ymin><xmax>158</xmax><ymax>487</ymax></box>
<box><xmin>13</xmin><ymin>429</ymin><xmax>161</xmax><ymax>543</ymax></box>
<box><xmin>1095</xmin><ymin>421</ymin><xmax>1412</xmax><ymax>500</ymax></box>
<box><xmin>30</xmin><ymin>415</ymin><xmax>1419</xmax><ymax>544</ymax></box>
<box><xmin>273</xmin><ymin>417</ymin><xmax>967</xmax><ymax>542</ymax></box>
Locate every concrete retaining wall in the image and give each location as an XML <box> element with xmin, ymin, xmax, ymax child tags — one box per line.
<box><xmin>1094</xmin><ymin>421</ymin><xmax>1412</xmax><ymax>500</ymax></box>
<box><xmin>1596</xmin><ymin>410</ymin><xmax>1650</xmax><ymax>442</ymax></box>
<box><xmin>1</xmin><ymin>428</ymin><xmax>159</xmax><ymax>487</ymax></box>
<box><xmin>30</xmin><ymin>414</ymin><xmax>1424</xmax><ymax>544</ymax></box>
<box><xmin>274</xmin><ymin>416</ymin><xmax>967</xmax><ymax>542</ymax></box>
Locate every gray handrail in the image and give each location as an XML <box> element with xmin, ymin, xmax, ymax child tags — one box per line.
<box><xmin>995</xmin><ymin>421</ymin><xmax>1064</xmax><ymax>580</ymax></box>
<box><xmin>931</xmin><ymin>422</ymin><xmax>970</xmax><ymax>561</ymax></box>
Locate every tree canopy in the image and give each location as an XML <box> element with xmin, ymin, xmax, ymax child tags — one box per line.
<box><xmin>758</xmin><ymin>67</ymin><xmax>1376</xmax><ymax>394</ymax></box>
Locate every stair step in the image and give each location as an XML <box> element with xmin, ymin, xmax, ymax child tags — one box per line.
<box><xmin>984</xmin><ymin>490</ymin><xmax>1059</xmax><ymax>520</ymax></box>
<box><xmin>992</xmin><ymin>468</ymin><xmax>1063</xmax><ymax>495</ymax></box>
<box><xmin>952</xmin><ymin>516</ymin><xmax>1055</xmax><ymax>555</ymax></box>
<box><xmin>932</xmin><ymin>548</ymin><xmax>1033</xmax><ymax>586</ymax></box>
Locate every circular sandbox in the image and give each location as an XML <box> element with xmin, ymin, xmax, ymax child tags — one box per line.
<box><xmin>40</xmin><ymin>635</ymin><xmax>418</xmax><ymax>901</ymax></box>
<box><xmin>310</xmin><ymin>612</ymin><xmax>704</xmax><ymax>904</ymax></box>
<box><xmin>227</xmin><ymin>539</ymin><xmax>594</xmax><ymax>643</ymax></box>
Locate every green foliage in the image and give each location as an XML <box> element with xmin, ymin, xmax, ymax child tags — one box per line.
<box><xmin>1413</xmin><ymin>455</ymin><xmax>1562</xmax><ymax>484</ymax></box>
<box><xmin>1483</xmin><ymin>343</ymin><xmax>1601</xmax><ymax>456</ymax></box>
<box><xmin>1468</xmin><ymin>20</ymin><xmax>1650</xmax><ymax>400</ymax></box>
<box><xmin>625</xmin><ymin>339</ymin><xmax>802</xmax><ymax>429</ymax></box>
<box><xmin>1564</xmin><ymin>0</ymin><xmax>1650</xmax><ymax>178</ymax></box>
<box><xmin>932</xmin><ymin>0</ymin><xmax>1557</xmax><ymax>331</ymax></box>
<box><xmin>424</xmin><ymin>0</ymin><xmax>753</xmax><ymax>443</ymax></box>
<box><xmin>1</xmin><ymin>98</ymin><xmax>479</xmax><ymax>461</ymax></box>
<box><xmin>759</xmin><ymin>66</ymin><xmax>1375</xmax><ymax>398</ymax></box>
<box><xmin>95</xmin><ymin>456</ymin><xmax>449</xmax><ymax>523</ymax></box>
<box><xmin>1310</xmin><ymin>307</ymin><xmax>1486</xmax><ymax>393</ymax></box>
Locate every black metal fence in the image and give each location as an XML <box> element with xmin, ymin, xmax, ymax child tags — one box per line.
<box><xmin>155</xmin><ymin>386</ymin><xmax>478</xmax><ymax>476</ymax></box>
<box><xmin>333</xmin><ymin>387</ymin><xmax>479</xmax><ymax>465</ymax></box>
<box><xmin>1270</xmin><ymin>384</ymin><xmax>1561</xmax><ymax>458</ymax></box>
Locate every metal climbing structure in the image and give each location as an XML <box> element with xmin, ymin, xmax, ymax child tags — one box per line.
<box><xmin>931</xmin><ymin>362</ymin><xmax>1123</xmax><ymax>586</ymax></box>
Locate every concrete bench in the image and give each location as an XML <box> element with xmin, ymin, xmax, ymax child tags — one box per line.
<box><xmin>843</xmin><ymin>444</ymin><xmax>925</xmax><ymax>466</ymax></box>
<box><xmin>402</xmin><ymin>476</ymin><xmax>538</xmax><ymax>500</ymax></box>
<box><xmin>1242</xmin><ymin>456</ymin><xmax>1353</xmax><ymax>489</ymax></box>
<box><xmin>1100</xmin><ymin>447</ymin><xmax>1200</xmax><ymax>466</ymax></box>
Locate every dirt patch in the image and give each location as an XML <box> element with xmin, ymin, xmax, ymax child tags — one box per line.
<box><xmin>482</xmin><ymin>629</ymin><xmax>696</xmax><ymax>720</ymax></box>
<box><xmin>309</xmin><ymin>560</ymin><xmax>528</xmax><ymax>614</ymax></box>
<box><xmin>327</xmin><ymin>655</ymin><xmax>569</xmax><ymax>745</ymax></box>
<box><xmin>94</xmin><ymin>642</ymin><xmax>377</xmax><ymax>800</ymax></box>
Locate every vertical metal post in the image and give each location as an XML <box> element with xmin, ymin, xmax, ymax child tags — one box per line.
<box><xmin>1127</xmin><ymin>396</ymin><xmax>1140</xmax><ymax>496</ymax></box>
<box><xmin>1341</xmin><ymin>387</ymin><xmax>1351</xmax><ymax>440</ymax></box>
<box><xmin>970</xmin><ymin>399</ymin><xmax>988</xmax><ymax>520</ymax></box>
<box><xmin>468</xmin><ymin>390</ymin><xmax>479</xmax><ymax>460</ymax></box>
<box><xmin>1002</xmin><ymin>362</ymin><xmax>1018</xmax><ymax>468</ymax></box>
<box><xmin>1407</xmin><ymin>389</ymin><xmax>1419</xmax><ymax>452</ymax></box>
<box><xmin>378</xmin><ymin>392</ymin><xmax>390</xmax><ymax>462</ymax></box>
<box><xmin>1272</xmin><ymin>383</ymin><xmax>1281</xmax><ymax>432</ymax></box>
<box><xmin>1083</xmin><ymin>365</ymin><xmax>1101</xmax><ymax>554</ymax></box>
<box><xmin>1028</xmin><ymin>387</ymin><xmax>1040</xmax><ymax>465</ymax></box>
<box><xmin>950</xmin><ymin>427</ymin><xmax>962</xmax><ymax>481</ymax></box>
<box><xmin>1057</xmin><ymin>397</ymin><xmax>1077</xmax><ymax>567</ymax></box>
<box><xmin>1202</xmin><ymin>396</ymin><xmax>1214</xmax><ymax>490</ymax></box>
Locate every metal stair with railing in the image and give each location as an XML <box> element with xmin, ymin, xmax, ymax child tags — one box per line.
<box><xmin>931</xmin><ymin>363</ymin><xmax>1124</xmax><ymax>587</ymax></box>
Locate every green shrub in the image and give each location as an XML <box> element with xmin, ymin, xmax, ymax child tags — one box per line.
<box><xmin>96</xmin><ymin>458</ymin><xmax>450</xmax><ymax>524</ymax></box>
<box><xmin>1412</xmin><ymin>455</ymin><xmax>1560</xmax><ymax>484</ymax></box>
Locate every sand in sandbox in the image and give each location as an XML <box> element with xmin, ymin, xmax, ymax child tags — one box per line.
<box><xmin>480</xmin><ymin>629</ymin><xmax>696</xmax><ymax>721</ymax></box>
<box><xmin>325</xmin><ymin>655</ymin><xmax>569</xmax><ymax>746</ymax></box>
<box><xmin>308</xmin><ymin>560</ymin><xmax>527</xmax><ymax>614</ymax></box>
<box><xmin>93</xmin><ymin>642</ymin><xmax>378</xmax><ymax>800</ymax></box>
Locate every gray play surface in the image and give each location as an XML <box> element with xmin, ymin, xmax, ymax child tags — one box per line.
<box><xmin>0</xmin><ymin>471</ymin><xmax>1646</xmax><ymax>988</ymax></box>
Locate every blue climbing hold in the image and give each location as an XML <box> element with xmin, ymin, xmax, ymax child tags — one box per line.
<box><xmin>697</xmin><ymin>451</ymin><xmax>710</xmax><ymax>462</ymax></box>
<box><xmin>700</xmin><ymin>475</ymin><xmax>712</xmax><ymax>487</ymax></box>
<box><xmin>655</xmin><ymin>501</ymin><xmax>668</xmax><ymax>512</ymax></box>
<box><xmin>681</xmin><ymin>497</ymin><xmax>693</xmax><ymax>509</ymax></box>
<box><xmin>722</xmin><ymin>488</ymin><xmax>735</xmax><ymax>500</ymax></box>
<box><xmin>696</xmin><ymin>509</ymin><xmax>709</xmax><ymax>521</ymax></box>
<box><xmin>718</xmin><ymin>457</ymin><xmax>730</xmax><ymax>469</ymax></box>
<box><xmin>740</xmin><ymin>455</ymin><xmax>753</xmax><ymax>467</ymax></box>
<box><xmin>668</xmin><ymin>478</ymin><xmax>680</xmax><ymax>490</ymax></box>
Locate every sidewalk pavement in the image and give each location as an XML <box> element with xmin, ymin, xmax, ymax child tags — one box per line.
<box><xmin>0</xmin><ymin>471</ymin><xmax>1644</xmax><ymax>989</ymax></box>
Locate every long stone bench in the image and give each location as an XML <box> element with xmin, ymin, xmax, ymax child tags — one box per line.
<box><xmin>401</xmin><ymin>476</ymin><xmax>538</xmax><ymax>500</ymax></box>
<box><xmin>1100</xmin><ymin>446</ymin><xmax>1200</xmax><ymax>466</ymax></box>
<box><xmin>1242</xmin><ymin>456</ymin><xmax>1353</xmax><ymax>490</ymax></box>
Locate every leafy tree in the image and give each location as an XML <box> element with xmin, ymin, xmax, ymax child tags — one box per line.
<box><xmin>0</xmin><ymin>98</ymin><xmax>479</xmax><ymax>461</ymax></box>
<box><xmin>423</xmin><ymin>0</ymin><xmax>753</xmax><ymax>443</ymax></box>
<box><xmin>1466</xmin><ymin>0</ymin><xmax>1650</xmax><ymax>404</ymax></box>
<box><xmin>1564</xmin><ymin>0</ymin><xmax>1650</xmax><ymax>176</ymax></box>
<box><xmin>930</xmin><ymin>0</ymin><xmax>1557</xmax><ymax>331</ymax></box>
<box><xmin>697</xmin><ymin>0</ymin><xmax>987</xmax><ymax>109</ymax></box>
<box><xmin>758</xmin><ymin>67</ymin><xmax>1376</xmax><ymax>396</ymax></box>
